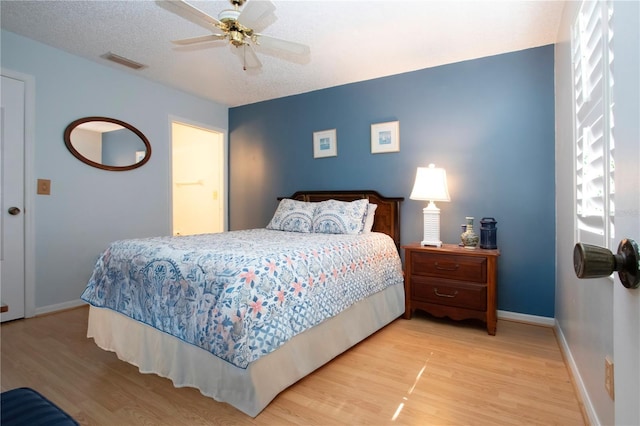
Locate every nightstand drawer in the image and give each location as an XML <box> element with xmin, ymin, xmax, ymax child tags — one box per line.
<box><xmin>411</xmin><ymin>276</ymin><xmax>487</xmax><ymax>310</ymax></box>
<box><xmin>410</xmin><ymin>252</ymin><xmax>487</xmax><ymax>283</ymax></box>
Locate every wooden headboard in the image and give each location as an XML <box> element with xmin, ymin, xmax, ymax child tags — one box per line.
<box><xmin>284</xmin><ymin>190</ymin><xmax>404</xmax><ymax>250</ymax></box>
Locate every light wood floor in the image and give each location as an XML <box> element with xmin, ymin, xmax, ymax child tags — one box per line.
<box><xmin>1</xmin><ymin>307</ymin><xmax>586</xmax><ymax>425</ymax></box>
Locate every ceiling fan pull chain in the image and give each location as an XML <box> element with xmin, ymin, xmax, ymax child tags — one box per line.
<box><xmin>243</xmin><ymin>44</ymin><xmax>247</xmax><ymax>71</ymax></box>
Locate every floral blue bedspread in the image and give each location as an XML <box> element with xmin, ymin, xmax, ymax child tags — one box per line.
<box><xmin>81</xmin><ymin>229</ymin><xmax>404</xmax><ymax>368</ymax></box>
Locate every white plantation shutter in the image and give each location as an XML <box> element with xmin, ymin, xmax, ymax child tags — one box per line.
<box><xmin>572</xmin><ymin>0</ymin><xmax>615</xmax><ymax>247</ymax></box>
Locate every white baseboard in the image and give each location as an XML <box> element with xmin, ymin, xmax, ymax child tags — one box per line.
<box><xmin>34</xmin><ymin>299</ymin><xmax>87</xmax><ymax>316</ymax></box>
<box><xmin>554</xmin><ymin>324</ymin><xmax>599</xmax><ymax>426</ymax></box>
<box><xmin>497</xmin><ymin>310</ymin><xmax>556</xmax><ymax>327</ymax></box>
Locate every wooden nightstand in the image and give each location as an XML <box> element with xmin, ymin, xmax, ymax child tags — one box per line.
<box><xmin>402</xmin><ymin>243</ymin><xmax>500</xmax><ymax>335</ymax></box>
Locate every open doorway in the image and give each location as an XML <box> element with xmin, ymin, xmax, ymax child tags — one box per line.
<box><xmin>171</xmin><ymin>121</ymin><xmax>225</xmax><ymax>236</ymax></box>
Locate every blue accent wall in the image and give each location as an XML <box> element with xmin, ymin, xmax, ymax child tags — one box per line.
<box><xmin>229</xmin><ymin>45</ymin><xmax>556</xmax><ymax>317</ymax></box>
<box><xmin>102</xmin><ymin>128</ymin><xmax>147</xmax><ymax>167</ymax></box>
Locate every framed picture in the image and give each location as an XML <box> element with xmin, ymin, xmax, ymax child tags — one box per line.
<box><xmin>313</xmin><ymin>129</ymin><xmax>337</xmax><ymax>158</ymax></box>
<box><xmin>371</xmin><ymin>121</ymin><xmax>400</xmax><ymax>154</ymax></box>
<box><xmin>135</xmin><ymin>150</ymin><xmax>146</xmax><ymax>163</ymax></box>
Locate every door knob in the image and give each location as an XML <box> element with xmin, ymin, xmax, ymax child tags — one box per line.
<box><xmin>574</xmin><ymin>238</ymin><xmax>640</xmax><ymax>289</ymax></box>
<box><xmin>7</xmin><ymin>207</ymin><xmax>21</xmax><ymax>216</ymax></box>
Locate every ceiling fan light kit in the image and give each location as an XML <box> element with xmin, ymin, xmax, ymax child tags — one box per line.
<box><xmin>166</xmin><ymin>0</ymin><xmax>310</xmax><ymax>70</ymax></box>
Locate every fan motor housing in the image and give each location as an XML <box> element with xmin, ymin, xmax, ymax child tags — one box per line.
<box><xmin>219</xmin><ymin>9</ymin><xmax>241</xmax><ymax>23</ymax></box>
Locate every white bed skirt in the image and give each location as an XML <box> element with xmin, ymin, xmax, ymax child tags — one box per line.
<box><xmin>87</xmin><ymin>283</ymin><xmax>404</xmax><ymax>417</ymax></box>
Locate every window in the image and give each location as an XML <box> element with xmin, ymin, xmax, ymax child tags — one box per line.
<box><xmin>572</xmin><ymin>0</ymin><xmax>615</xmax><ymax>248</ymax></box>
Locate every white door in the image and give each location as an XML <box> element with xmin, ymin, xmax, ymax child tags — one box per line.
<box><xmin>0</xmin><ymin>75</ymin><xmax>26</xmax><ymax>322</ymax></box>
<box><xmin>612</xmin><ymin>1</ymin><xmax>639</xmax><ymax>423</ymax></box>
<box><xmin>171</xmin><ymin>122</ymin><xmax>225</xmax><ymax>236</ymax></box>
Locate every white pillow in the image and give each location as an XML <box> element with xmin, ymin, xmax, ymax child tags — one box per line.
<box><xmin>312</xmin><ymin>199</ymin><xmax>369</xmax><ymax>234</ymax></box>
<box><xmin>363</xmin><ymin>203</ymin><xmax>378</xmax><ymax>233</ymax></box>
<box><xmin>266</xmin><ymin>199</ymin><xmax>316</xmax><ymax>233</ymax></box>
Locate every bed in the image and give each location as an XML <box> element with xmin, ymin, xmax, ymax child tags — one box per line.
<box><xmin>81</xmin><ymin>190</ymin><xmax>404</xmax><ymax>417</ymax></box>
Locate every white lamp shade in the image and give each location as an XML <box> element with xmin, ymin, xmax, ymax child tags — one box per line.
<box><xmin>409</xmin><ymin>164</ymin><xmax>450</xmax><ymax>202</ymax></box>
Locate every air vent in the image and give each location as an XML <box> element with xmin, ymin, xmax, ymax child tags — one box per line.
<box><xmin>101</xmin><ymin>52</ymin><xmax>147</xmax><ymax>70</ymax></box>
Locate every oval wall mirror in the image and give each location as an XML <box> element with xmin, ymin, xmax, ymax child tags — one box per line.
<box><xmin>64</xmin><ymin>116</ymin><xmax>152</xmax><ymax>171</ymax></box>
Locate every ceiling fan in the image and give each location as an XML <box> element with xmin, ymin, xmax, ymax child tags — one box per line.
<box><xmin>163</xmin><ymin>0</ymin><xmax>310</xmax><ymax>70</ymax></box>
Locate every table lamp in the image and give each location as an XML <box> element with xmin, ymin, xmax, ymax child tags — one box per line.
<box><xmin>409</xmin><ymin>164</ymin><xmax>450</xmax><ymax>247</ymax></box>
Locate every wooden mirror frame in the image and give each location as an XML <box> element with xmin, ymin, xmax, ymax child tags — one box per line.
<box><xmin>64</xmin><ymin>116</ymin><xmax>152</xmax><ymax>171</ymax></box>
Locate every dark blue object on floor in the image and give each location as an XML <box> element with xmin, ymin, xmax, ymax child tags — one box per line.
<box><xmin>1</xmin><ymin>387</ymin><xmax>79</xmax><ymax>426</ymax></box>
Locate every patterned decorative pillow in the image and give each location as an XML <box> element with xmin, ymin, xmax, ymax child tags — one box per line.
<box><xmin>266</xmin><ymin>199</ymin><xmax>316</xmax><ymax>233</ymax></box>
<box><xmin>363</xmin><ymin>203</ymin><xmax>378</xmax><ymax>232</ymax></box>
<box><xmin>312</xmin><ymin>199</ymin><xmax>369</xmax><ymax>234</ymax></box>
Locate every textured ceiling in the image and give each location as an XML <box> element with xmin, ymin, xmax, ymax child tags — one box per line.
<box><xmin>0</xmin><ymin>0</ymin><xmax>564</xmax><ymax>107</ymax></box>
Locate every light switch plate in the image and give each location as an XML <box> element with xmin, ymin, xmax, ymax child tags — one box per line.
<box><xmin>37</xmin><ymin>179</ymin><xmax>51</xmax><ymax>195</ymax></box>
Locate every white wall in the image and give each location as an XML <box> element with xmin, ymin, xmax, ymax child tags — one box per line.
<box><xmin>555</xmin><ymin>2</ymin><xmax>639</xmax><ymax>425</ymax></box>
<box><xmin>71</xmin><ymin>128</ymin><xmax>102</xmax><ymax>164</ymax></box>
<box><xmin>554</xmin><ymin>2</ymin><xmax>614</xmax><ymax>423</ymax></box>
<box><xmin>1</xmin><ymin>30</ymin><xmax>228</xmax><ymax>311</ymax></box>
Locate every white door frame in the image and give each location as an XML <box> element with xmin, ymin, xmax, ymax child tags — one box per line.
<box><xmin>1</xmin><ymin>68</ymin><xmax>36</xmax><ymax>318</ymax></box>
<box><xmin>167</xmin><ymin>115</ymin><xmax>228</xmax><ymax>234</ymax></box>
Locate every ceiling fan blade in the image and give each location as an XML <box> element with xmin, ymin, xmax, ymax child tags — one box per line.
<box><xmin>254</xmin><ymin>34</ymin><xmax>310</xmax><ymax>56</ymax></box>
<box><xmin>172</xmin><ymin>34</ymin><xmax>226</xmax><ymax>45</ymax></box>
<box><xmin>233</xmin><ymin>44</ymin><xmax>262</xmax><ymax>70</ymax></box>
<box><xmin>237</xmin><ymin>0</ymin><xmax>275</xmax><ymax>29</ymax></box>
<box><xmin>161</xmin><ymin>0</ymin><xmax>221</xmax><ymax>29</ymax></box>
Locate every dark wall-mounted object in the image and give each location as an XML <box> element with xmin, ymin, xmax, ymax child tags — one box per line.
<box><xmin>64</xmin><ymin>116</ymin><xmax>151</xmax><ymax>171</ymax></box>
<box><xmin>574</xmin><ymin>238</ymin><xmax>640</xmax><ymax>289</ymax></box>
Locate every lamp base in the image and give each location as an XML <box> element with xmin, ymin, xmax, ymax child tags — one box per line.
<box><xmin>421</xmin><ymin>202</ymin><xmax>443</xmax><ymax>248</ymax></box>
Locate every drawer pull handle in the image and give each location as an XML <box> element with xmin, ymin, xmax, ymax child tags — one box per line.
<box><xmin>434</xmin><ymin>262</ymin><xmax>459</xmax><ymax>271</ymax></box>
<box><xmin>434</xmin><ymin>288</ymin><xmax>458</xmax><ymax>298</ymax></box>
